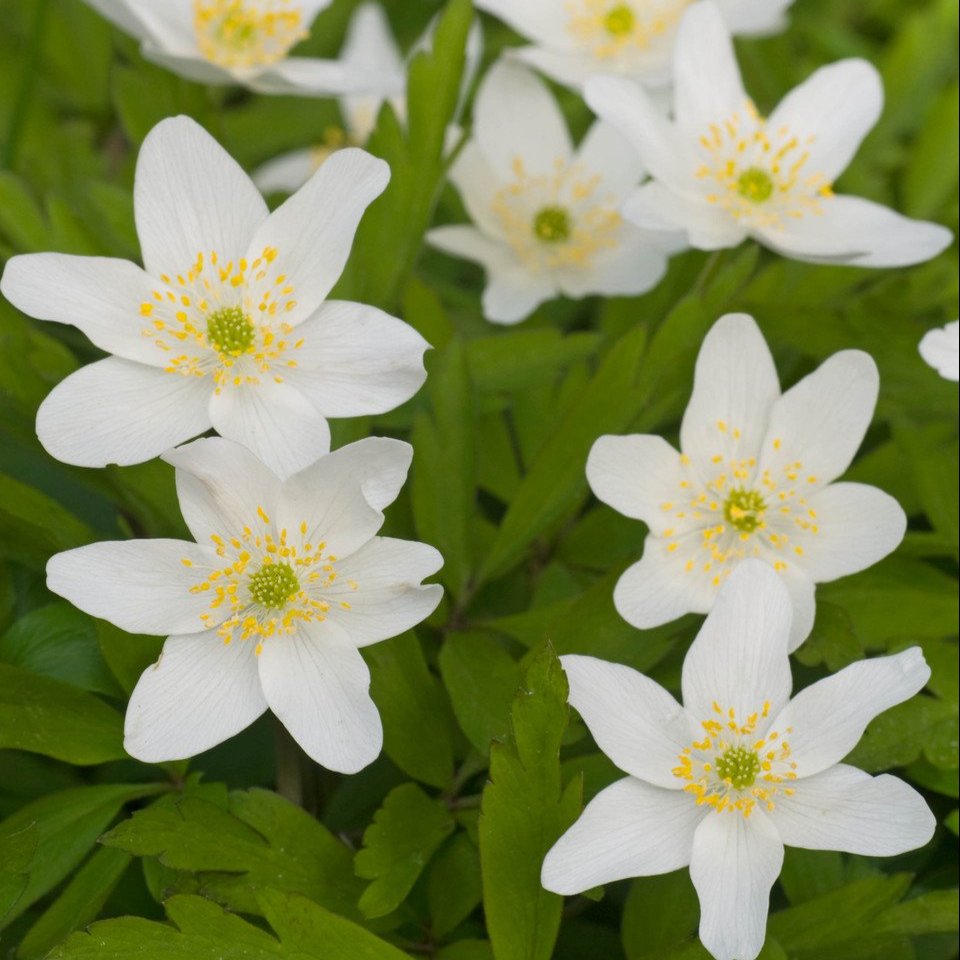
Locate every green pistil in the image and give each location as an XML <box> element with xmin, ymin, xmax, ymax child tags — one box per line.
<box><xmin>715</xmin><ymin>746</ymin><xmax>761</xmax><ymax>790</ymax></box>
<box><xmin>604</xmin><ymin>4</ymin><xmax>635</xmax><ymax>36</ymax></box>
<box><xmin>207</xmin><ymin>305</ymin><xmax>255</xmax><ymax>355</ymax></box>
<box><xmin>737</xmin><ymin>167</ymin><xmax>775</xmax><ymax>204</ymax></box>
<box><xmin>724</xmin><ymin>488</ymin><xmax>767</xmax><ymax>533</ymax></box>
<box><xmin>533</xmin><ymin>206</ymin><xmax>572</xmax><ymax>244</ymax></box>
<box><xmin>249</xmin><ymin>562</ymin><xmax>300</xmax><ymax>609</ymax></box>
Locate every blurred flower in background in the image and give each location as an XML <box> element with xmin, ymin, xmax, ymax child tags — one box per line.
<box><xmin>919</xmin><ymin>320</ymin><xmax>959</xmax><ymax>381</ymax></box>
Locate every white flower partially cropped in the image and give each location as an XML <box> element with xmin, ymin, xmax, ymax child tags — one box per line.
<box><xmin>46</xmin><ymin>436</ymin><xmax>443</xmax><ymax>772</ymax></box>
<box><xmin>82</xmin><ymin>0</ymin><xmax>368</xmax><ymax>96</ymax></box>
<box><xmin>475</xmin><ymin>0</ymin><xmax>794</xmax><ymax>92</ymax></box>
<box><xmin>427</xmin><ymin>61</ymin><xmax>680</xmax><ymax>325</ymax></box>
<box><xmin>0</xmin><ymin>116</ymin><xmax>429</xmax><ymax>479</ymax></box>
<box><xmin>587</xmin><ymin>313</ymin><xmax>906</xmax><ymax>648</ymax></box>
<box><xmin>585</xmin><ymin>1</ymin><xmax>953</xmax><ymax>267</ymax></box>
<box><xmin>542</xmin><ymin>561</ymin><xmax>935</xmax><ymax>960</ymax></box>
<box><xmin>919</xmin><ymin>320</ymin><xmax>959</xmax><ymax>382</ymax></box>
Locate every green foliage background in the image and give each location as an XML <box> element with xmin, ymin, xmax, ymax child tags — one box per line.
<box><xmin>0</xmin><ymin>0</ymin><xmax>957</xmax><ymax>958</ymax></box>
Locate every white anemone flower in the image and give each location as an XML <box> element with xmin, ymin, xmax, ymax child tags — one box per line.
<box><xmin>426</xmin><ymin>61</ymin><xmax>681</xmax><ymax>325</ymax></box>
<box><xmin>46</xmin><ymin>436</ymin><xmax>443</xmax><ymax>772</ymax></box>
<box><xmin>81</xmin><ymin>0</ymin><xmax>369</xmax><ymax>96</ymax></box>
<box><xmin>0</xmin><ymin>116</ymin><xmax>429</xmax><ymax>480</ymax></box>
<box><xmin>542</xmin><ymin>560</ymin><xmax>935</xmax><ymax>960</ymax></box>
<box><xmin>587</xmin><ymin>313</ymin><xmax>906</xmax><ymax>649</ymax></box>
<box><xmin>475</xmin><ymin>0</ymin><xmax>794</xmax><ymax>92</ymax></box>
<box><xmin>585</xmin><ymin>1</ymin><xmax>953</xmax><ymax>268</ymax></box>
<box><xmin>919</xmin><ymin>320</ymin><xmax>959</xmax><ymax>382</ymax></box>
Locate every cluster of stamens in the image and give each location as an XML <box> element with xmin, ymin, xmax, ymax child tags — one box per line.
<box><xmin>140</xmin><ymin>246</ymin><xmax>304</xmax><ymax>392</ymax></box>
<box><xmin>194</xmin><ymin>0</ymin><xmax>307</xmax><ymax>69</ymax></box>
<box><xmin>491</xmin><ymin>156</ymin><xmax>621</xmax><ymax>271</ymax></box>
<box><xmin>566</xmin><ymin>0</ymin><xmax>690</xmax><ymax>58</ymax></box>
<box><xmin>673</xmin><ymin>701</ymin><xmax>797</xmax><ymax>818</ymax></box>
<box><xmin>183</xmin><ymin>506</ymin><xmax>358</xmax><ymax>655</ymax></box>
<box><xmin>696</xmin><ymin>100</ymin><xmax>834</xmax><ymax>228</ymax></box>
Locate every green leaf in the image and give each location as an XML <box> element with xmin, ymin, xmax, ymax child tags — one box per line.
<box><xmin>621</xmin><ymin>870</ymin><xmax>699</xmax><ymax>960</ymax></box>
<box><xmin>0</xmin><ymin>823</ymin><xmax>35</xmax><ymax>922</ymax></box>
<box><xmin>0</xmin><ymin>172</ymin><xmax>48</xmax><ymax>251</ymax></box>
<box><xmin>478</xmin><ymin>644</ymin><xmax>581</xmax><ymax>960</ymax></box>
<box><xmin>0</xmin><ymin>783</ymin><xmax>165</xmax><ymax>929</ymax></box>
<box><xmin>870</xmin><ymin>890</ymin><xmax>959</xmax><ymax>937</ymax></box>
<box><xmin>427</xmin><ymin>832</ymin><xmax>482</xmax><ymax>938</ymax></box>
<box><xmin>0</xmin><ymin>662</ymin><xmax>125</xmax><ymax>763</ymax></box>
<box><xmin>95</xmin><ymin>620</ymin><xmax>165</xmax><ymax>696</ymax></box>
<box><xmin>778</xmin><ymin>849</ymin><xmax>845</xmax><ymax>905</ymax></box>
<box><xmin>355</xmin><ymin>782</ymin><xmax>455</xmax><ymax>918</ymax></box>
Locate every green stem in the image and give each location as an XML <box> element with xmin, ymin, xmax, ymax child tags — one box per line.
<box><xmin>693</xmin><ymin>248</ymin><xmax>729</xmax><ymax>298</ymax></box>
<box><xmin>3</xmin><ymin>0</ymin><xmax>50</xmax><ymax>170</ymax></box>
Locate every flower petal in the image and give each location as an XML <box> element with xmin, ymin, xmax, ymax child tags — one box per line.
<box><xmin>623</xmin><ymin>182</ymin><xmax>747</xmax><ymax>249</ymax></box>
<box><xmin>249</xmin><ymin>56</ymin><xmax>364</xmax><ymax>97</ymax></box>
<box><xmin>556</xmin><ymin>229</ymin><xmax>672</xmax><ymax>299</ymax></box>
<box><xmin>124</xmin><ymin>630</ymin><xmax>267</xmax><ymax>762</ymax></box>
<box><xmin>284</xmin><ymin>301</ymin><xmax>428</xmax><ymax>417</ymax></box>
<box><xmin>483</xmin><ymin>266</ymin><xmax>556</xmax><ymax>325</ymax></box>
<box><xmin>513</xmin><ymin>45</ymin><xmax>620</xmax><ymax>93</ymax></box>
<box><xmin>340</xmin><ymin>2</ymin><xmax>404</xmax><ymax>84</ymax></box>
<box><xmin>1</xmin><ymin>254</ymin><xmax>164</xmax><ymax>366</ymax></box>
<box><xmin>83</xmin><ymin>0</ymin><xmax>153</xmax><ymax>40</ymax></box>
<box><xmin>426</xmin><ymin>224</ymin><xmax>510</xmax><ymax>270</ymax></box>
<box><xmin>322</xmin><ymin>537</ymin><xmax>443</xmax><ymax>647</ymax></box>
<box><xmin>473</xmin><ymin>60</ymin><xmax>572</xmax><ymax>182</ymax></box>
<box><xmin>47</xmin><ymin>539</ymin><xmax>225</xmax><ymax>636</ymax></box>
<box><xmin>680</xmin><ymin>313</ymin><xmax>780</xmax><ymax>486</ymax></box>
<box><xmin>757</xmin><ymin>350</ymin><xmax>877</xmax><ymax>489</ymax></box>
<box><xmin>473</xmin><ymin>0</ymin><xmax>571</xmax><ymax>47</ymax></box>
<box><xmin>448</xmin><ymin>142</ymin><xmax>506</xmax><ymax>239</ymax></box>
<box><xmin>766</xmin><ymin>59</ymin><xmax>882</xmax><ymax>182</ymax></box>
<box><xmin>560</xmin><ymin>655</ymin><xmax>694</xmax><ymax>789</ymax></box>
<box><xmin>36</xmin><ymin>357</ymin><xmax>211</xmax><ymax>468</ymax></box>
<box><xmin>253</xmin><ymin>148</ymin><xmax>318</xmax><ymax>195</ymax></box>
<box><xmin>718</xmin><ymin>0</ymin><xmax>796</xmax><ymax>34</ymax></box>
<box><xmin>780</xmin><ymin>564</ymin><xmax>816</xmax><ymax>652</ymax></box>
<box><xmin>125</xmin><ymin>0</ymin><xmax>197</xmax><ymax>52</ymax></box>
<box><xmin>919</xmin><ymin>321</ymin><xmax>960</xmax><ymax>381</ymax></box>
<box><xmin>575</xmin><ymin>121</ymin><xmax>646</xmax><ymax>198</ymax></box>
<box><xmin>690</xmin><ymin>808</ymin><xmax>783</xmax><ymax>960</ymax></box>
<box><xmin>134</xmin><ymin>116</ymin><xmax>268</xmax><ymax>277</ymax></box>
<box><xmin>768</xmin><ymin>764</ymin><xmax>935</xmax><ymax>855</ymax></box>
<box><xmin>245</xmin><ymin>147</ymin><xmax>389</xmax><ymax>326</ymax></box>
<box><xmin>208</xmin><ymin>378</ymin><xmax>331</xmax><ymax>482</ymax></box>
<box><xmin>257</xmin><ymin>620</ymin><xmax>382</xmax><ymax>773</ymax></box>
<box><xmin>681</xmin><ymin>559</ymin><xmax>793</xmax><ymax>723</ymax></box>
<box><xmin>541</xmin><ymin>778</ymin><xmax>705</xmax><ymax>894</ymax></box>
<box><xmin>771</xmin><ymin>647</ymin><xmax>930</xmax><ymax>779</ymax></box>
<box><xmin>163</xmin><ymin>437</ymin><xmax>282</xmax><ymax>544</ymax></box>
<box><xmin>139</xmin><ymin>45</ymin><xmax>234</xmax><ymax>85</ymax></box>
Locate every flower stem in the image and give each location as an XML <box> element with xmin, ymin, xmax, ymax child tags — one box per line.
<box><xmin>273</xmin><ymin>717</ymin><xmax>323</xmax><ymax>815</ymax></box>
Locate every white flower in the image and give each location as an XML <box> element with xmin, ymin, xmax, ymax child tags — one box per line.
<box><xmin>585</xmin><ymin>1</ymin><xmax>953</xmax><ymax>267</ymax></box>
<box><xmin>426</xmin><ymin>61</ymin><xmax>680</xmax><ymax>325</ymax></box>
<box><xmin>475</xmin><ymin>0</ymin><xmax>794</xmax><ymax>92</ymax></box>
<box><xmin>542</xmin><ymin>560</ymin><xmax>935</xmax><ymax>960</ymax></box>
<box><xmin>0</xmin><ymin>116</ymin><xmax>429</xmax><ymax>479</ymax></box>
<box><xmin>46</xmin><ymin>436</ymin><xmax>443</xmax><ymax>772</ymax></box>
<box><xmin>587</xmin><ymin>313</ymin><xmax>906</xmax><ymax>649</ymax></box>
<box><xmin>919</xmin><ymin>320</ymin><xmax>959</xmax><ymax>382</ymax></box>
<box><xmin>81</xmin><ymin>0</ymin><xmax>368</xmax><ymax>96</ymax></box>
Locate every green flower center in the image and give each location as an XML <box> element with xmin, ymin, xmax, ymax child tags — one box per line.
<box><xmin>604</xmin><ymin>4</ymin><xmax>635</xmax><ymax>36</ymax></box>
<box><xmin>737</xmin><ymin>167</ymin><xmax>775</xmax><ymax>204</ymax></box>
<box><xmin>248</xmin><ymin>562</ymin><xmax>300</xmax><ymax>609</ymax></box>
<box><xmin>207</xmin><ymin>305</ymin><xmax>255</xmax><ymax>355</ymax></box>
<box><xmin>533</xmin><ymin>206</ymin><xmax>572</xmax><ymax>244</ymax></box>
<box><xmin>724</xmin><ymin>488</ymin><xmax>767</xmax><ymax>533</ymax></box>
<box><xmin>715</xmin><ymin>745</ymin><xmax>761</xmax><ymax>790</ymax></box>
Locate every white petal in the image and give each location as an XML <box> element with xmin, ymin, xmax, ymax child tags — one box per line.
<box><xmin>284</xmin><ymin>301</ymin><xmax>428</xmax><ymax>417</ymax></box>
<box><xmin>134</xmin><ymin>116</ymin><xmax>267</xmax><ymax>277</ymax></box>
<box><xmin>556</xmin><ymin>228</ymin><xmax>672</xmax><ymax>299</ymax></box>
<box><xmin>790</xmin><ymin>482</ymin><xmax>906</xmax><ymax>583</ymax></box>
<box><xmin>322</xmin><ymin>537</ymin><xmax>443</xmax><ymax>647</ymax></box>
<box><xmin>717</xmin><ymin>0</ymin><xmax>796</xmax><ymax>34</ymax></box>
<box><xmin>623</xmin><ymin>182</ymin><xmax>746</xmax><ymax>250</ymax></box>
<box><xmin>139</xmin><ymin>45</ymin><xmax>235</xmax><ymax>86</ymax></box>
<box><xmin>257</xmin><ymin>620</ymin><xmax>382</xmax><ymax>773</ymax></box>
<box><xmin>575</xmin><ymin>121</ymin><xmax>646</xmax><ymax>199</ymax></box>
<box><xmin>766</xmin><ymin>59</ymin><xmax>882</xmax><ymax>182</ymax></box>
<box><xmin>47</xmin><ymin>539</ymin><xmax>225</xmax><ymax>636</ymax></box>
<box><xmin>680</xmin><ymin>313</ymin><xmax>780</xmax><ymax>486</ymax></box>
<box><xmin>681</xmin><ymin>559</ymin><xmax>793</xmax><ymax>723</ymax></box>
<box><xmin>124</xmin><ymin>630</ymin><xmax>267</xmax><ymax>762</ymax></box>
<box><xmin>473</xmin><ymin>0</ymin><xmax>570</xmax><ymax>47</ymax></box>
<box><xmin>340</xmin><ymin>2</ymin><xmax>404</xmax><ymax>80</ymax></box>
<box><xmin>244</xmin><ymin>148</ymin><xmax>388</xmax><ymax>327</ymax></box>
<box><xmin>541</xmin><ymin>778</ymin><xmax>705</xmax><ymax>895</ymax></box>
<box><xmin>513</xmin><ymin>45</ymin><xmax>613</xmax><ymax>93</ymax></box>
<box><xmin>163</xmin><ymin>437</ymin><xmax>281</xmax><ymax>545</ymax></box>
<box><xmin>250</xmin><ymin>57</ymin><xmax>365</xmax><ymax>97</ymax></box>
<box><xmin>0</xmin><ymin>254</ymin><xmax>164</xmax><ymax>366</ymax></box>
<box><xmin>586</xmin><ymin>434</ymin><xmax>685</xmax><ymax>532</ymax></box>
<box><xmin>36</xmin><ymin>358</ymin><xmax>211</xmax><ymax>468</ymax></box>
<box><xmin>286</xmin><ymin>436</ymin><xmax>413</xmax><ymax>512</ymax></box>
<box><xmin>82</xmin><ymin>0</ymin><xmax>152</xmax><ymax>40</ymax></box>
<box><xmin>768</xmin><ymin>764</ymin><xmax>935</xmax><ymax>855</ymax></box>
<box><xmin>560</xmin><ymin>655</ymin><xmax>695</xmax><ymax>789</ymax></box>
<box><xmin>757</xmin><ymin>350</ymin><xmax>877</xmax><ymax>489</ymax></box>
<box><xmin>780</xmin><ymin>565</ymin><xmax>816</xmax><ymax>652</ymax></box>
<box><xmin>448</xmin><ymin>142</ymin><xmax>505</xmax><ymax>239</ymax></box>
<box><xmin>125</xmin><ymin>0</ymin><xmax>197</xmax><ymax>53</ymax></box>
<box><xmin>473</xmin><ymin>60</ymin><xmax>572</xmax><ymax>182</ymax></box>
<box><xmin>758</xmin><ymin>195</ymin><xmax>953</xmax><ymax>268</ymax></box>
<box><xmin>919</xmin><ymin>321</ymin><xmax>960</xmax><ymax>381</ymax></box>
<box><xmin>690</xmin><ymin>808</ymin><xmax>783</xmax><ymax>960</ymax></box>
<box><xmin>253</xmin><ymin>148</ymin><xmax>318</xmax><ymax>195</ymax></box>
<box><xmin>673</xmin><ymin>1</ymin><xmax>748</xmax><ymax>141</ymax></box>
<box><xmin>208</xmin><ymin>379</ymin><xmax>331</xmax><ymax>482</ymax></box>
<box><xmin>770</xmin><ymin>647</ymin><xmax>931</xmax><ymax>779</ymax></box>
<box><xmin>483</xmin><ymin>266</ymin><xmax>556</xmax><ymax>325</ymax></box>
<box><xmin>426</xmin><ymin>224</ymin><xmax>509</xmax><ymax>270</ymax></box>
